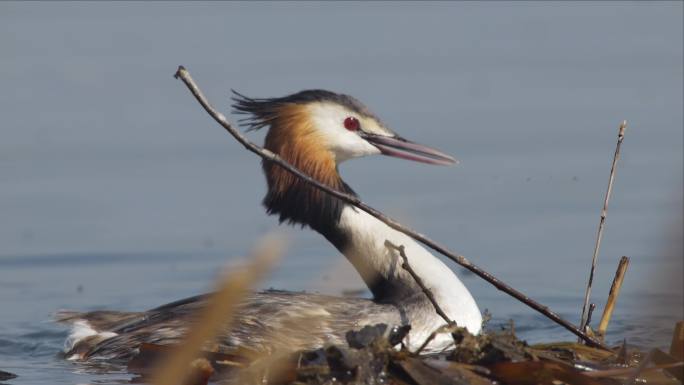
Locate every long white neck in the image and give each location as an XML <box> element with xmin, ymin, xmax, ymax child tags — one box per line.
<box><xmin>336</xmin><ymin>205</ymin><xmax>482</xmax><ymax>335</ymax></box>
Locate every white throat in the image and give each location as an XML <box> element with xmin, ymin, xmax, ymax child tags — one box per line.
<box><xmin>336</xmin><ymin>205</ymin><xmax>482</xmax><ymax>340</ymax></box>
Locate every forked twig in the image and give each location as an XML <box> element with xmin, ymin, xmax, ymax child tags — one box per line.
<box><xmin>385</xmin><ymin>240</ymin><xmax>452</xmax><ymax>325</ymax></box>
<box><xmin>173</xmin><ymin>65</ymin><xmax>608</xmax><ymax>350</ymax></box>
<box><xmin>580</xmin><ymin>121</ymin><xmax>627</xmax><ymax>333</ymax></box>
<box><xmin>383</xmin><ymin>240</ymin><xmax>460</xmax><ymax>355</ymax></box>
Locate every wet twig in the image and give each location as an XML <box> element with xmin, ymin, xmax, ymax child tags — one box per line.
<box><xmin>580</xmin><ymin>121</ymin><xmax>627</xmax><ymax>333</ymax></box>
<box><xmin>385</xmin><ymin>240</ymin><xmax>453</xmax><ymax>325</ymax></box>
<box><xmin>173</xmin><ymin>65</ymin><xmax>608</xmax><ymax>350</ymax></box>
<box><xmin>597</xmin><ymin>256</ymin><xmax>630</xmax><ymax>339</ymax></box>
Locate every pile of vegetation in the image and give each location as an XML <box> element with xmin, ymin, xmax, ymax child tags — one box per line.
<box><xmin>126</xmin><ymin>321</ymin><xmax>683</xmax><ymax>385</ymax></box>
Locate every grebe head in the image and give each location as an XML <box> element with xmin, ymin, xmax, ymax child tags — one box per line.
<box><xmin>231</xmin><ymin>90</ymin><xmax>456</xmax><ymax>234</ymax></box>
<box><xmin>232</xmin><ymin>89</ymin><xmax>457</xmax><ymax>166</ymax></box>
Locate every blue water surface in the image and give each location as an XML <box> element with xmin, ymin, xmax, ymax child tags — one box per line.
<box><xmin>1</xmin><ymin>3</ymin><xmax>682</xmax><ymax>384</ymax></box>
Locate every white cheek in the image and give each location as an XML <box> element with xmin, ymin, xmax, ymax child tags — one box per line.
<box><xmin>331</xmin><ymin>133</ymin><xmax>381</xmax><ymax>163</ymax></box>
<box><xmin>308</xmin><ymin>103</ymin><xmax>381</xmax><ymax>163</ymax></box>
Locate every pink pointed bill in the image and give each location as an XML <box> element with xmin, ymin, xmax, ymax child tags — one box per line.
<box><xmin>363</xmin><ymin>134</ymin><xmax>458</xmax><ymax>166</ymax></box>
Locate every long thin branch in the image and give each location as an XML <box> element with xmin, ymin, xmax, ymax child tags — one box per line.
<box><xmin>385</xmin><ymin>240</ymin><xmax>452</xmax><ymax>325</ymax></box>
<box><xmin>173</xmin><ymin>65</ymin><xmax>608</xmax><ymax>350</ymax></box>
<box><xmin>580</xmin><ymin>121</ymin><xmax>627</xmax><ymax>333</ymax></box>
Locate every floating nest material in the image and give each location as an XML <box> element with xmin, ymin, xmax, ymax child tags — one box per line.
<box><xmin>121</xmin><ymin>321</ymin><xmax>683</xmax><ymax>385</ymax></box>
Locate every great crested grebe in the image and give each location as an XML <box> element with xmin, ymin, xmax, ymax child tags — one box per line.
<box><xmin>58</xmin><ymin>90</ymin><xmax>481</xmax><ymax>360</ymax></box>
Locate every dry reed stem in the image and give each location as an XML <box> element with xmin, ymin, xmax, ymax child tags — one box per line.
<box><xmin>150</xmin><ymin>237</ymin><xmax>283</xmax><ymax>385</ymax></box>
<box><xmin>580</xmin><ymin>121</ymin><xmax>627</xmax><ymax>333</ymax></box>
<box><xmin>597</xmin><ymin>256</ymin><xmax>630</xmax><ymax>339</ymax></box>
<box><xmin>174</xmin><ymin>65</ymin><xmax>608</xmax><ymax>350</ymax></box>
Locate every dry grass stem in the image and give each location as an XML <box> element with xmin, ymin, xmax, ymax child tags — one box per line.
<box><xmin>174</xmin><ymin>65</ymin><xmax>608</xmax><ymax>349</ymax></box>
<box><xmin>580</xmin><ymin>120</ymin><xmax>627</xmax><ymax>333</ymax></box>
<box><xmin>597</xmin><ymin>256</ymin><xmax>630</xmax><ymax>339</ymax></box>
<box><xmin>149</xmin><ymin>236</ymin><xmax>284</xmax><ymax>385</ymax></box>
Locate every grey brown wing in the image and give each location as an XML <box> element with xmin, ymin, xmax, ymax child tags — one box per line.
<box><xmin>217</xmin><ymin>290</ymin><xmax>402</xmax><ymax>352</ymax></box>
<box><xmin>57</xmin><ymin>293</ymin><xmax>208</xmax><ymax>360</ymax></box>
<box><xmin>58</xmin><ymin>290</ymin><xmax>401</xmax><ymax>361</ymax></box>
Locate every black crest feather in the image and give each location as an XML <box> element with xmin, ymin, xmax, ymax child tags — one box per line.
<box><xmin>231</xmin><ymin>89</ymin><xmax>378</xmax><ymax>131</ymax></box>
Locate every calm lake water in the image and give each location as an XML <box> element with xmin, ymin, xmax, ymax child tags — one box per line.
<box><xmin>1</xmin><ymin>3</ymin><xmax>682</xmax><ymax>384</ymax></box>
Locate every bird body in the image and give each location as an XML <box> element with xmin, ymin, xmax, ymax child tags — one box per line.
<box><xmin>59</xmin><ymin>89</ymin><xmax>481</xmax><ymax>360</ymax></box>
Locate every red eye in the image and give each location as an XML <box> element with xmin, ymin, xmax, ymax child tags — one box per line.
<box><xmin>344</xmin><ymin>116</ymin><xmax>360</xmax><ymax>131</ymax></box>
